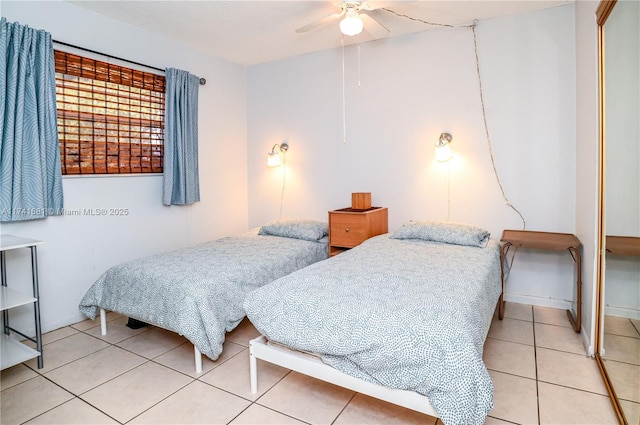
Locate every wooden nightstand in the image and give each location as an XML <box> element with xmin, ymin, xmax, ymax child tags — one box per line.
<box><xmin>499</xmin><ymin>229</ymin><xmax>582</xmax><ymax>332</ymax></box>
<box><xmin>328</xmin><ymin>207</ymin><xmax>388</xmax><ymax>257</ymax></box>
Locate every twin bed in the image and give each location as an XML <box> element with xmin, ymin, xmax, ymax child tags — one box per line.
<box><xmin>245</xmin><ymin>220</ymin><xmax>502</xmax><ymax>425</ymax></box>
<box><xmin>79</xmin><ymin>219</ymin><xmax>502</xmax><ymax>425</ymax></box>
<box><xmin>78</xmin><ymin>219</ymin><xmax>329</xmax><ymax>373</ymax></box>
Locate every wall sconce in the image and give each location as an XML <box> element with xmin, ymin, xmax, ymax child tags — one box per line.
<box><xmin>340</xmin><ymin>6</ymin><xmax>363</xmax><ymax>36</ymax></box>
<box><xmin>267</xmin><ymin>142</ymin><xmax>289</xmax><ymax>167</ymax></box>
<box><xmin>434</xmin><ymin>133</ymin><xmax>453</xmax><ymax>162</ymax></box>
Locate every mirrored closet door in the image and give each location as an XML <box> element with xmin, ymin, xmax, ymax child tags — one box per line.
<box><xmin>596</xmin><ymin>1</ymin><xmax>640</xmax><ymax>424</ymax></box>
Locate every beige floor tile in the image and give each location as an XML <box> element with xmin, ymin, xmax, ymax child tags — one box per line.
<box><xmin>538</xmin><ymin>382</ymin><xmax>619</xmax><ymax>424</ymax></box>
<box><xmin>257</xmin><ymin>371</ymin><xmax>355</xmax><ymax>424</ymax></box>
<box><xmin>533</xmin><ymin>305</ymin><xmax>572</xmax><ymax>328</ymax></box>
<box><xmin>71</xmin><ymin>311</ymin><xmax>125</xmax><ymax>332</ymax></box>
<box><xmin>70</xmin><ymin>317</ymin><xmax>101</xmax><ymax>332</ymax></box>
<box><xmin>483</xmin><ymin>337</ymin><xmax>536</xmax><ymax>379</ymax></box>
<box><xmin>41</xmin><ymin>326</ymin><xmax>79</xmax><ymax>345</ymax></box>
<box><xmin>80</xmin><ymin>361</ymin><xmax>193</xmax><ymax>423</ymax></box>
<box><xmin>24</xmin><ymin>332</ymin><xmax>110</xmax><ymax>373</ymax></box>
<box><xmin>534</xmin><ymin>323</ymin><xmax>585</xmax><ymax>355</ymax></box>
<box><xmin>0</xmin><ymin>376</ymin><xmax>73</xmax><ymax>425</ymax></box>
<box><xmin>487</xmin><ymin>317</ymin><xmax>534</xmax><ymax>345</ymax></box>
<box><xmin>115</xmin><ymin>326</ymin><xmax>188</xmax><ymax>359</ymax></box>
<box><xmin>229</xmin><ymin>403</ymin><xmax>306</xmax><ymax>424</ymax></box>
<box><xmin>602</xmin><ymin>359</ymin><xmax>640</xmax><ymax>403</ymax></box>
<box><xmin>334</xmin><ymin>393</ymin><xmax>437</xmax><ymax>425</ymax></box>
<box><xmin>488</xmin><ymin>370</ymin><xmax>538</xmax><ymax>425</ymax></box>
<box><xmin>503</xmin><ymin>302</ymin><xmax>533</xmax><ymax>322</ymax></box>
<box><xmin>483</xmin><ymin>416</ymin><xmax>514</xmax><ymax>424</ymax></box>
<box><xmin>631</xmin><ymin>318</ymin><xmax>640</xmax><ymax>333</ymax></box>
<box><xmin>603</xmin><ymin>334</ymin><xmax>640</xmax><ymax>365</ymax></box>
<box><xmin>24</xmin><ymin>397</ymin><xmax>118</xmax><ymax>424</ymax></box>
<box><xmin>83</xmin><ymin>315</ymin><xmax>152</xmax><ymax>344</ymax></box>
<box><xmin>44</xmin><ymin>345</ymin><xmax>146</xmax><ymax>395</ymax></box>
<box><xmin>536</xmin><ymin>348</ymin><xmax>608</xmax><ymax>395</ymax></box>
<box><xmin>199</xmin><ymin>348</ymin><xmax>290</xmax><ymax>400</ymax></box>
<box><xmin>129</xmin><ymin>380</ymin><xmax>250</xmax><ymax>424</ymax></box>
<box><xmin>604</xmin><ymin>315</ymin><xmax>640</xmax><ymax>338</ymax></box>
<box><xmin>620</xmin><ymin>399</ymin><xmax>640</xmax><ymax>425</ymax></box>
<box><xmin>70</xmin><ymin>310</ymin><xmax>123</xmax><ymax>331</ymax></box>
<box><xmin>154</xmin><ymin>339</ymin><xmax>244</xmax><ymax>378</ymax></box>
<box><xmin>0</xmin><ymin>363</ymin><xmax>38</xmax><ymax>390</ymax></box>
<box><xmin>227</xmin><ymin>317</ymin><xmax>262</xmax><ymax>347</ymax></box>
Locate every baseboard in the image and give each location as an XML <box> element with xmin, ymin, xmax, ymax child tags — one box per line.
<box><xmin>604</xmin><ymin>305</ymin><xmax>640</xmax><ymax>320</ymax></box>
<box><xmin>504</xmin><ymin>293</ymin><xmax>573</xmax><ymax>310</ymax></box>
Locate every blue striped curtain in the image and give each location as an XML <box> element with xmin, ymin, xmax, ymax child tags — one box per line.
<box><xmin>163</xmin><ymin>68</ymin><xmax>200</xmax><ymax>206</ymax></box>
<box><xmin>0</xmin><ymin>18</ymin><xmax>63</xmax><ymax>221</ymax></box>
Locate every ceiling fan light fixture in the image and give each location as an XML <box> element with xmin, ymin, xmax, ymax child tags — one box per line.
<box><xmin>340</xmin><ymin>9</ymin><xmax>363</xmax><ymax>36</ymax></box>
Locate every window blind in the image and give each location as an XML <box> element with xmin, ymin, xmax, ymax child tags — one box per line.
<box><xmin>54</xmin><ymin>50</ymin><xmax>166</xmax><ymax>175</ymax></box>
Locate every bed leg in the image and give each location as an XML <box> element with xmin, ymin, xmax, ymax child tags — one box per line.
<box><xmin>250</xmin><ymin>343</ymin><xmax>258</xmax><ymax>394</ymax></box>
<box><xmin>100</xmin><ymin>308</ymin><xmax>107</xmax><ymax>335</ymax></box>
<box><xmin>194</xmin><ymin>346</ymin><xmax>202</xmax><ymax>374</ymax></box>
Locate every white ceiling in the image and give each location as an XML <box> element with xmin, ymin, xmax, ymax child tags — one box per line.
<box><xmin>68</xmin><ymin>0</ymin><xmax>574</xmax><ymax>66</ymax></box>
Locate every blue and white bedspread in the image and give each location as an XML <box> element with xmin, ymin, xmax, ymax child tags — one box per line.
<box><xmin>79</xmin><ymin>231</ymin><xmax>328</xmax><ymax>360</ymax></box>
<box><xmin>244</xmin><ymin>234</ymin><xmax>501</xmax><ymax>425</ymax></box>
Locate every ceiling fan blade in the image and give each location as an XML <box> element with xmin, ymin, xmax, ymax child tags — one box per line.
<box><xmin>359</xmin><ymin>1</ymin><xmax>397</xmax><ymax>11</ymax></box>
<box><xmin>360</xmin><ymin>10</ymin><xmax>390</xmax><ymax>37</ymax></box>
<box><xmin>296</xmin><ymin>10</ymin><xmax>345</xmax><ymax>33</ymax></box>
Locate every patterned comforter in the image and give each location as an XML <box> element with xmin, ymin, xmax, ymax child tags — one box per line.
<box><xmin>79</xmin><ymin>231</ymin><xmax>328</xmax><ymax>360</ymax></box>
<box><xmin>244</xmin><ymin>234</ymin><xmax>501</xmax><ymax>425</ymax></box>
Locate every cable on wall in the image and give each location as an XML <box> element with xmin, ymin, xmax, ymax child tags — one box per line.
<box><xmin>470</xmin><ymin>21</ymin><xmax>526</xmax><ymax>231</ymax></box>
<box><xmin>447</xmin><ymin>166</ymin><xmax>452</xmax><ymax>221</ymax></box>
<box><xmin>279</xmin><ymin>155</ymin><xmax>287</xmax><ymax>219</ymax></box>
<box><xmin>382</xmin><ymin>9</ymin><xmax>527</xmax><ymax>232</ymax></box>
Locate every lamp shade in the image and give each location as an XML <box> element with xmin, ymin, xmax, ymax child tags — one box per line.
<box><xmin>435</xmin><ymin>144</ymin><xmax>453</xmax><ymax>162</ymax></box>
<box><xmin>434</xmin><ymin>132</ymin><xmax>453</xmax><ymax>162</ymax></box>
<box><xmin>340</xmin><ymin>14</ymin><xmax>363</xmax><ymax>36</ymax></box>
<box><xmin>267</xmin><ymin>152</ymin><xmax>281</xmax><ymax>167</ymax></box>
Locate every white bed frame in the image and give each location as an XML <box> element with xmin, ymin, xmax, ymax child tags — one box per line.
<box><xmin>249</xmin><ymin>335</ymin><xmax>439</xmax><ymax>418</ymax></box>
<box><xmin>100</xmin><ymin>308</ymin><xmax>203</xmax><ymax>373</ymax></box>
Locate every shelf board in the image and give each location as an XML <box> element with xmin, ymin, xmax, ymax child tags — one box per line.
<box><xmin>0</xmin><ymin>287</ymin><xmax>37</xmax><ymax>311</ymax></box>
<box><xmin>0</xmin><ymin>234</ymin><xmax>44</xmax><ymax>251</ymax></box>
<box><xmin>0</xmin><ymin>334</ymin><xmax>40</xmax><ymax>370</ymax></box>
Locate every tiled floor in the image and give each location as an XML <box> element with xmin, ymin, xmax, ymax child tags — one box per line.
<box><xmin>601</xmin><ymin>315</ymin><xmax>640</xmax><ymax>424</ymax></box>
<box><xmin>1</xmin><ymin>303</ymin><xmax>621</xmax><ymax>425</ymax></box>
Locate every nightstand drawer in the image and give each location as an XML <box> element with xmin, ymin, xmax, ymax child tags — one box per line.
<box><xmin>330</xmin><ymin>216</ymin><xmax>368</xmax><ymax>248</ymax></box>
<box><xmin>328</xmin><ymin>207</ymin><xmax>388</xmax><ymax>255</ymax></box>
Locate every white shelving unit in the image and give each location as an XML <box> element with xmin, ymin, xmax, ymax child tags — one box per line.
<box><xmin>1</xmin><ymin>235</ymin><xmax>44</xmax><ymax>370</ymax></box>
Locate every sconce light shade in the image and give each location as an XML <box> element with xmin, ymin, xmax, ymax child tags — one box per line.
<box><xmin>435</xmin><ymin>133</ymin><xmax>453</xmax><ymax>162</ymax></box>
<box><xmin>267</xmin><ymin>151</ymin><xmax>282</xmax><ymax>167</ymax></box>
<box><xmin>340</xmin><ymin>9</ymin><xmax>363</xmax><ymax>36</ymax></box>
<box><xmin>267</xmin><ymin>142</ymin><xmax>289</xmax><ymax>167</ymax></box>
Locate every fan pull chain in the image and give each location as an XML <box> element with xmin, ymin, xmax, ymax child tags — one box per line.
<box><xmin>342</xmin><ymin>37</ymin><xmax>347</xmax><ymax>144</ymax></box>
<box><xmin>357</xmin><ymin>45</ymin><xmax>361</xmax><ymax>87</ymax></box>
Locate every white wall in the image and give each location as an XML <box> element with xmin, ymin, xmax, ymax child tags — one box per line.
<box><xmin>0</xmin><ymin>1</ymin><xmax>248</xmax><ymax>333</ymax></box>
<box><xmin>247</xmin><ymin>6</ymin><xmax>578</xmax><ymax>310</ymax></box>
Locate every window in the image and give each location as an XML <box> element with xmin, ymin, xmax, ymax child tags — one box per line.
<box><xmin>54</xmin><ymin>50</ymin><xmax>165</xmax><ymax>175</ymax></box>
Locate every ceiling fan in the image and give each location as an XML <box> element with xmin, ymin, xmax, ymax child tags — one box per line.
<box><xmin>296</xmin><ymin>1</ymin><xmax>391</xmax><ymax>38</ymax></box>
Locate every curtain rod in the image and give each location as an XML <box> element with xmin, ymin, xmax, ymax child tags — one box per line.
<box><xmin>52</xmin><ymin>39</ymin><xmax>206</xmax><ymax>85</ymax></box>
